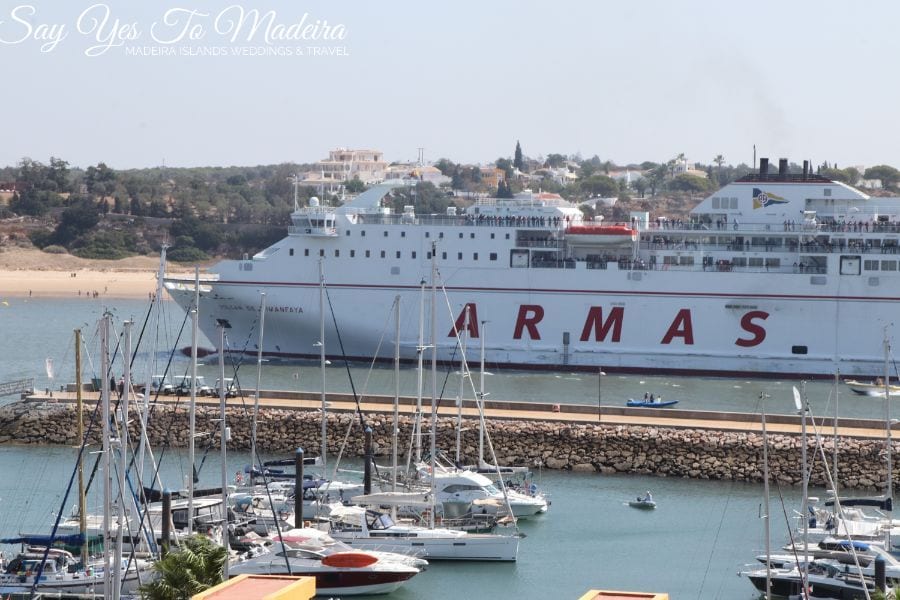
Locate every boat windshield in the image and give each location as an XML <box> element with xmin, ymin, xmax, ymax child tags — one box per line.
<box><xmin>483</xmin><ymin>483</ymin><xmax>500</xmax><ymax>495</ymax></box>
<box><xmin>370</xmin><ymin>513</ymin><xmax>395</xmax><ymax>530</ymax></box>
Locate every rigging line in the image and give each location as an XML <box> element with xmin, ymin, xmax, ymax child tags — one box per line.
<box><xmin>323</xmin><ymin>286</ymin><xmax>366</xmax><ymax>429</ymax></box>
<box><xmin>331</xmin><ymin>297</ymin><xmax>398</xmax><ymax>484</ymax></box>
<box><xmin>774</xmin><ymin>478</ymin><xmax>809</xmax><ymax>596</ymax></box>
<box><xmin>697</xmin><ymin>480</ymin><xmax>735</xmax><ymax>599</ymax></box>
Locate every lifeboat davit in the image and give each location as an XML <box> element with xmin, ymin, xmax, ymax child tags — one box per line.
<box><xmin>565</xmin><ymin>224</ymin><xmax>636</xmax><ymax>246</ymax></box>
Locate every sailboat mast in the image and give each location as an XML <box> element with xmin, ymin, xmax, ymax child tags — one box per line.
<box><xmin>885</xmin><ymin>336</ymin><xmax>893</xmax><ymax>551</ymax></box>
<box><xmin>113</xmin><ymin>321</ymin><xmax>132</xmax><ymax>600</ymax></box>
<box><xmin>415</xmin><ymin>279</ymin><xmax>425</xmax><ymax>463</ymax></box>
<box><xmin>800</xmin><ymin>383</ymin><xmax>809</xmax><ymax>592</ymax></box>
<box><xmin>429</xmin><ymin>245</ymin><xmax>437</xmax><ymax>530</ymax></box>
<box><xmin>188</xmin><ymin>267</ymin><xmax>199</xmax><ymax>534</ymax></box>
<box><xmin>456</xmin><ymin>306</ymin><xmax>468</xmax><ymax>464</ymax></box>
<box><xmin>478</xmin><ymin>321</ymin><xmax>486</xmax><ymax>468</ymax></box>
<box><xmin>251</xmin><ymin>292</ymin><xmax>267</xmax><ymax>471</ymax></box>
<box><xmin>761</xmin><ymin>394</ymin><xmax>771</xmax><ymax>600</ymax></box>
<box><xmin>218</xmin><ymin>324</ymin><xmax>230</xmax><ymax>577</ymax></box>
<box><xmin>139</xmin><ymin>245</ymin><xmax>167</xmax><ymax>483</ymax></box>
<box><xmin>392</xmin><ymin>296</ymin><xmax>400</xmax><ymax>495</ymax></box>
<box><xmin>100</xmin><ymin>313</ymin><xmax>113</xmax><ymax>596</ymax></box>
<box><xmin>75</xmin><ymin>328</ymin><xmax>87</xmax><ymax>567</ymax></box>
<box><xmin>833</xmin><ymin>368</ymin><xmax>840</xmax><ymax>498</ymax></box>
<box><xmin>319</xmin><ymin>259</ymin><xmax>327</xmax><ymax>480</ymax></box>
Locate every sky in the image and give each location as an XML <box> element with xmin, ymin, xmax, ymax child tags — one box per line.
<box><xmin>2</xmin><ymin>0</ymin><xmax>899</xmax><ymax>170</ymax></box>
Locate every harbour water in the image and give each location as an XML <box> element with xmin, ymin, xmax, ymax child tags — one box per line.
<box><xmin>0</xmin><ymin>296</ymin><xmax>883</xmax><ymax>598</ymax></box>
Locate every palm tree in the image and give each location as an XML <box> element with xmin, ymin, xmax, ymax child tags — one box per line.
<box><xmin>140</xmin><ymin>534</ymin><xmax>228</xmax><ymax>600</ymax></box>
<box><xmin>713</xmin><ymin>154</ymin><xmax>725</xmax><ymax>185</ymax></box>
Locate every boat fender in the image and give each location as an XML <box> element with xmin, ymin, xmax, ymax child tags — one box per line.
<box><xmin>552</xmin><ymin>404</ymin><xmax>560</xmax><ymax>413</ymax></box>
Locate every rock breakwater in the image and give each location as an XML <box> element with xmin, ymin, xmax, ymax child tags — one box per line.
<box><xmin>0</xmin><ymin>400</ymin><xmax>887</xmax><ymax>490</ymax></box>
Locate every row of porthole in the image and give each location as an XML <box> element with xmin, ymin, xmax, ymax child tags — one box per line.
<box><xmin>290</xmin><ymin>247</ymin><xmax>499</xmax><ymax>261</ymax></box>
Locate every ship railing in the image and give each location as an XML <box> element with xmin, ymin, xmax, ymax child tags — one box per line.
<box><xmin>354</xmin><ymin>213</ymin><xmax>568</xmax><ymax>229</ymax></box>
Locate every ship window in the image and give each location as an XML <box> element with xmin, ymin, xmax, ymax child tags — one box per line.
<box><xmin>865</xmin><ymin>260</ymin><xmax>879</xmax><ymax>271</ymax></box>
<box><xmin>765</xmin><ymin>258</ymin><xmax>780</xmax><ymax>268</ymax></box>
<box><xmin>712</xmin><ymin>198</ymin><xmax>720</xmax><ymax>209</ymax></box>
<box><xmin>350</xmin><ymin>250</ymin><xmax>355</xmax><ymax>258</ymax></box>
<box><xmin>731</xmin><ymin>257</ymin><xmax>747</xmax><ymax>267</ymax></box>
<box><xmin>396</xmin><ymin>251</ymin><xmax>401</xmax><ymax>259</ymax></box>
<box><xmin>361</xmin><ymin>230</ymin><xmax>366</xmax><ymax>237</ymax></box>
<box><xmin>384</xmin><ymin>231</ymin><xmax>388</xmax><ymax>237</ymax></box>
<box><xmin>459</xmin><ymin>233</ymin><xmax>464</xmax><ymax>239</ymax></box>
<box><xmin>824</xmin><ymin>188</ymin><xmax>832</xmax><ymax>196</ymax></box>
<box><xmin>749</xmin><ymin>258</ymin><xmax>763</xmax><ymax>267</ymax></box>
<box><xmin>439</xmin><ymin>232</ymin><xmax>444</xmax><ymax>238</ymax></box>
<box><xmin>491</xmin><ymin>233</ymin><xmax>495</xmax><ymax>239</ymax></box>
<box><xmin>426</xmin><ymin>232</ymin><xmax>430</xmax><ymax>238</ymax></box>
<box><xmin>319</xmin><ymin>249</ymin><xmax>324</xmax><ymax>257</ymax></box>
<box><xmin>401</xmin><ymin>232</ymin><xmax>406</xmax><ymax>237</ymax></box>
<box><xmin>792</xmin><ymin>345</ymin><xmax>808</xmax><ymax>355</ymax></box>
<box><xmin>411</xmin><ymin>251</ymin><xmax>416</xmax><ymax>259</ymax></box>
<box><xmin>304</xmin><ymin>249</ymin><xmax>309</xmax><ymax>257</ymax></box>
<box><xmin>490</xmin><ymin>252</ymin><xmax>497</xmax><ymax>261</ymax></box>
<box><xmin>334</xmin><ymin>250</ymin><xmax>340</xmax><ymax>257</ymax></box>
<box><xmin>473</xmin><ymin>252</ymin><xmax>478</xmax><ymax>260</ymax></box>
<box><xmin>442</xmin><ymin>252</ymin><xmax>447</xmax><ymax>260</ymax></box>
<box><xmin>427</xmin><ymin>251</ymin><xmax>432</xmax><ymax>259</ymax></box>
<box><xmin>380</xmin><ymin>251</ymin><xmax>386</xmax><ymax>258</ymax></box>
<box><xmin>365</xmin><ymin>250</ymin><xmax>371</xmax><ymax>258</ymax></box>
<box><xmin>289</xmin><ymin>248</ymin><xmax>294</xmax><ymax>256</ymax></box>
<box><xmin>346</xmin><ymin>230</ymin><xmax>350</xmax><ymax>236</ymax></box>
<box><xmin>458</xmin><ymin>252</ymin><xmax>463</xmax><ymax>260</ymax></box>
<box><xmin>470</xmin><ymin>233</ymin><xmax>475</xmax><ymax>239</ymax></box>
<box><xmin>882</xmin><ymin>260</ymin><xmax>897</xmax><ymax>271</ymax></box>
<box><xmin>505</xmin><ymin>233</ymin><xmax>510</xmax><ymax>239</ymax></box>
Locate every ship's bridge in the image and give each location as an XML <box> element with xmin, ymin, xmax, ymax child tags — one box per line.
<box><xmin>289</xmin><ymin>196</ymin><xmax>339</xmax><ymax>237</ymax></box>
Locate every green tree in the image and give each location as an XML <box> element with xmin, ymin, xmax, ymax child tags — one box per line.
<box><xmin>580</xmin><ymin>174</ymin><xmax>618</xmax><ymax>197</ymax></box>
<box><xmin>513</xmin><ymin>141</ymin><xmax>524</xmax><ymax>173</ymax></box>
<box><xmin>713</xmin><ymin>154</ymin><xmax>725</xmax><ymax>185</ymax></box>
<box><xmin>863</xmin><ymin>165</ymin><xmax>900</xmax><ymax>190</ymax></box>
<box><xmin>52</xmin><ymin>198</ymin><xmax>101</xmax><ymax>247</ymax></box>
<box><xmin>495</xmin><ymin>158</ymin><xmax>513</xmax><ymax>180</ymax></box>
<box><xmin>344</xmin><ymin>177</ymin><xmax>366</xmax><ymax>194</ymax></box>
<box><xmin>633</xmin><ymin>177</ymin><xmax>648</xmax><ymax>198</ymax></box>
<box><xmin>646</xmin><ymin>164</ymin><xmax>668</xmax><ymax>196</ymax></box>
<box><xmin>670</xmin><ymin>173</ymin><xmax>711</xmax><ymax>193</ymax></box>
<box><xmin>545</xmin><ymin>153</ymin><xmax>567</xmax><ymax>168</ymax></box>
<box><xmin>140</xmin><ymin>535</ymin><xmax>227</xmax><ymax>600</ymax></box>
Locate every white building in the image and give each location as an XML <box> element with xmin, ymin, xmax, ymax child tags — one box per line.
<box><xmin>301</xmin><ymin>148</ymin><xmax>388</xmax><ymax>193</ymax></box>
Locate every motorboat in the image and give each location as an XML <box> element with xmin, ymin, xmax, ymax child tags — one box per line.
<box><xmin>743</xmin><ymin>560</ymin><xmax>892</xmax><ymax>599</ymax></box>
<box><xmin>626</xmin><ymin>397</ymin><xmax>679</xmax><ymax>408</ymax></box>
<box><xmin>844</xmin><ymin>378</ymin><xmax>900</xmax><ymax>397</ymax></box>
<box><xmin>229</xmin><ymin>528</ymin><xmax>423</xmax><ymax>596</ymax></box>
<box><xmin>324</xmin><ymin>504</ymin><xmax>519</xmax><ymax>561</ymax></box>
<box><xmin>628</xmin><ymin>500</ymin><xmax>657</xmax><ymax>510</ymax></box>
<box><xmin>419</xmin><ymin>466</ymin><xmax>547</xmax><ymax>518</ymax></box>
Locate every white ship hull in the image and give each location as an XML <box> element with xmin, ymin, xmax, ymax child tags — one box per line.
<box><xmin>164</xmin><ymin>169</ymin><xmax>900</xmax><ymax>378</ymax></box>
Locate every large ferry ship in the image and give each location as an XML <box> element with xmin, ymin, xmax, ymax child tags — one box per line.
<box><xmin>164</xmin><ymin>158</ymin><xmax>900</xmax><ymax>378</ymax></box>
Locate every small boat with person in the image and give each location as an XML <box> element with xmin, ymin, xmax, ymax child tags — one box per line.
<box><xmin>844</xmin><ymin>377</ymin><xmax>900</xmax><ymax>397</ymax></box>
<box><xmin>628</xmin><ymin>491</ymin><xmax>656</xmax><ymax>510</ymax></box>
<box><xmin>626</xmin><ymin>393</ymin><xmax>679</xmax><ymax>408</ymax></box>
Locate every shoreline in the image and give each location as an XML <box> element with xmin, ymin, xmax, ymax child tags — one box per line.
<box><xmin>0</xmin><ymin>248</ymin><xmax>199</xmax><ymax>300</ymax></box>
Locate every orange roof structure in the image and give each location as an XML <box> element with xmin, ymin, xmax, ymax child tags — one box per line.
<box><xmin>192</xmin><ymin>574</ymin><xmax>316</xmax><ymax>600</ymax></box>
<box><xmin>577</xmin><ymin>591</ymin><xmax>669</xmax><ymax>600</ymax></box>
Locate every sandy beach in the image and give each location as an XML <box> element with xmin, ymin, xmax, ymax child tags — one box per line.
<box><xmin>0</xmin><ymin>247</ymin><xmax>200</xmax><ymax>300</ymax></box>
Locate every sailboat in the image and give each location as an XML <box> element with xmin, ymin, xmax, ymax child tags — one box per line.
<box><xmin>321</xmin><ymin>294</ymin><xmax>520</xmax><ymax>561</ymax></box>
<box><xmin>2</xmin><ymin>320</ymin><xmax>155</xmax><ymax>597</ymax></box>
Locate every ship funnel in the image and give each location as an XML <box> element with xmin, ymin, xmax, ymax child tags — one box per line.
<box><xmin>778</xmin><ymin>158</ymin><xmax>788</xmax><ymax>177</ymax></box>
<box><xmin>759</xmin><ymin>158</ymin><xmax>769</xmax><ymax>179</ymax></box>
<box><xmin>803</xmin><ymin>160</ymin><xmax>809</xmax><ymax>179</ymax></box>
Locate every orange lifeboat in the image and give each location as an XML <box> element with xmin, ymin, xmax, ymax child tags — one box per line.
<box><xmin>321</xmin><ymin>552</ymin><xmax>380</xmax><ymax>568</ymax></box>
<box><xmin>565</xmin><ymin>224</ymin><xmax>636</xmax><ymax>246</ymax></box>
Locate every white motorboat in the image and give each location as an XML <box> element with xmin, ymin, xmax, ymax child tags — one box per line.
<box><xmin>229</xmin><ymin>528</ymin><xmax>423</xmax><ymax>596</ymax></box>
<box><xmin>844</xmin><ymin>378</ymin><xmax>900</xmax><ymax>397</ymax></box>
<box><xmin>324</xmin><ymin>504</ymin><xmax>519</xmax><ymax>561</ymax></box>
<box><xmin>419</xmin><ymin>466</ymin><xmax>547</xmax><ymax>518</ymax></box>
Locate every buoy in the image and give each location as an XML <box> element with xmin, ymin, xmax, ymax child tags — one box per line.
<box><xmin>552</xmin><ymin>404</ymin><xmax>560</xmax><ymax>413</ymax></box>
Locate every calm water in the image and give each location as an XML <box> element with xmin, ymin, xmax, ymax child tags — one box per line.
<box><xmin>0</xmin><ymin>296</ymin><xmax>885</xmax><ymax>598</ymax></box>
